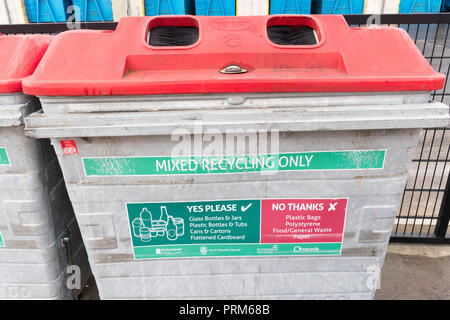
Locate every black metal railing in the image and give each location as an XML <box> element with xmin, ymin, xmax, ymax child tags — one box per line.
<box><xmin>0</xmin><ymin>13</ymin><xmax>449</xmax><ymax>243</ymax></box>
<box><xmin>346</xmin><ymin>14</ymin><xmax>450</xmax><ymax>243</ymax></box>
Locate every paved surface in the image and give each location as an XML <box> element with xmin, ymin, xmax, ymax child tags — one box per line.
<box><xmin>375</xmin><ymin>244</ymin><xmax>450</xmax><ymax>300</ymax></box>
<box><xmin>78</xmin><ymin>243</ymin><xmax>450</xmax><ymax>300</ymax></box>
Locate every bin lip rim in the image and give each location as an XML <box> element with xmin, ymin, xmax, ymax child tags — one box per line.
<box><xmin>22</xmin><ymin>75</ymin><xmax>446</xmax><ymax>97</ymax></box>
<box><xmin>0</xmin><ymin>80</ymin><xmax>23</xmax><ymax>94</ymax></box>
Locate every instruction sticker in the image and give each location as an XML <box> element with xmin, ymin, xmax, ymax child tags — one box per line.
<box><xmin>60</xmin><ymin>140</ymin><xmax>78</xmax><ymax>156</ymax></box>
<box><xmin>0</xmin><ymin>148</ymin><xmax>10</xmax><ymax>165</ymax></box>
<box><xmin>84</xmin><ymin>150</ymin><xmax>385</xmax><ymax>176</ymax></box>
<box><xmin>127</xmin><ymin>198</ymin><xmax>347</xmax><ymax>259</ymax></box>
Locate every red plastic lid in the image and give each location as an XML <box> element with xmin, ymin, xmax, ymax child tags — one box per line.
<box><xmin>23</xmin><ymin>15</ymin><xmax>444</xmax><ymax>96</ymax></box>
<box><xmin>0</xmin><ymin>35</ymin><xmax>53</xmax><ymax>94</ymax></box>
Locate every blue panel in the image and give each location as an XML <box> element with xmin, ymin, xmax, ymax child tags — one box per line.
<box><xmin>399</xmin><ymin>0</ymin><xmax>442</xmax><ymax>13</ymax></box>
<box><xmin>270</xmin><ymin>0</ymin><xmax>312</xmax><ymax>14</ymax></box>
<box><xmin>72</xmin><ymin>0</ymin><xmax>114</xmax><ymax>21</ymax></box>
<box><xmin>311</xmin><ymin>0</ymin><xmax>364</xmax><ymax>14</ymax></box>
<box><xmin>145</xmin><ymin>0</ymin><xmax>195</xmax><ymax>15</ymax></box>
<box><xmin>195</xmin><ymin>0</ymin><xmax>235</xmax><ymax>16</ymax></box>
<box><xmin>25</xmin><ymin>0</ymin><xmax>71</xmax><ymax>23</ymax></box>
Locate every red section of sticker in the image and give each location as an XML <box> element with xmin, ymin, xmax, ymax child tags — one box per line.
<box><xmin>260</xmin><ymin>199</ymin><xmax>347</xmax><ymax>244</ymax></box>
<box><xmin>60</xmin><ymin>140</ymin><xmax>78</xmax><ymax>155</ymax></box>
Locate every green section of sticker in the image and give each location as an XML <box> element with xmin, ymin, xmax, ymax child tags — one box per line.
<box><xmin>0</xmin><ymin>232</ymin><xmax>5</xmax><ymax>247</ymax></box>
<box><xmin>133</xmin><ymin>243</ymin><xmax>342</xmax><ymax>259</ymax></box>
<box><xmin>127</xmin><ymin>200</ymin><xmax>261</xmax><ymax>248</ymax></box>
<box><xmin>84</xmin><ymin>150</ymin><xmax>385</xmax><ymax>176</ymax></box>
<box><xmin>0</xmin><ymin>148</ymin><xmax>9</xmax><ymax>165</ymax></box>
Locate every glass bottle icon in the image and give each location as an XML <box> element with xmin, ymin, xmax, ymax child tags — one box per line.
<box><xmin>166</xmin><ymin>217</ymin><xmax>178</xmax><ymax>241</ymax></box>
<box><xmin>160</xmin><ymin>206</ymin><xmax>169</xmax><ymax>224</ymax></box>
<box><xmin>140</xmin><ymin>208</ymin><xmax>153</xmax><ymax>229</ymax></box>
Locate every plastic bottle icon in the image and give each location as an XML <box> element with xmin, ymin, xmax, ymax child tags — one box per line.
<box><xmin>132</xmin><ymin>218</ymin><xmax>143</xmax><ymax>237</ymax></box>
<box><xmin>166</xmin><ymin>217</ymin><xmax>178</xmax><ymax>241</ymax></box>
<box><xmin>140</xmin><ymin>208</ymin><xmax>153</xmax><ymax>228</ymax></box>
<box><xmin>160</xmin><ymin>206</ymin><xmax>169</xmax><ymax>224</ymax></box>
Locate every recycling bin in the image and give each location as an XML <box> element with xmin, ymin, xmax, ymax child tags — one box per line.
<box><xmin>24</xmin><ymin>0</ymin><xmax>72</xmax><ymax>23</ymax></box>
<box><xmin>398</xmin><ymin>0</ymin><xmax>442</xmax><ymax>13</ymax></box>
<box><xmin>23</xmin><ymin>15</ymin><xmax>449</xmax><ymax>299</ymax></box>
<box><xmin>315</xmin><ymin>0</ymin><xmax>443</xmax><ymax>14</ymax></box>
<box><xmin>110</xmin><ymin>0</ymin><xmax>145</xmax><ymax>20</ymax></box>
<box><xmin>144</xmin><ymin>0</ymin><xmax>195</xmax><ymax>15</ymax></box>
<box><xmin>363</xmin><ymin>0</ymin><xmax>442</xmax><ymax>13</ymax></box>
<box><xmin>442</xmin><ymin>0</ymin><xmax>450</xmax><ymax>11</ymax></box>
<box><xmin>270</xmin><ymin>0</ymin><xmax>312</xmax><ymax>14</ymax></box>
<box><xmin>195</xmin><ymin>0</ymin><xmax>235</xmax><ymax>15</ymax></box>
<box><xmin>312</xmin><ymin>0</ymin><xmax>364</xmax><ymax>14</ymax></box>
<box><xmin>0</xmin><ymin>35</ymin><xmax>90</xmax><ymax>299</ymax></box>
<box><xmin>72</xmin><ymin>0</ymin><xmax>114</xmax><ymax>21</ymax></box>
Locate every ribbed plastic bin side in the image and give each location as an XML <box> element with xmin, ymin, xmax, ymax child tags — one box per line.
<box><xmin>111</xmin><ymin>0</ymin><xmax>145</xmax><ymax>20</ymax></box>
<box><xmin>24</xmin><ymin>0</ymin><xmax>71</xmax><ymax>22</ymax></box>
<box><xmin>0</xmin><ymin>0</ymin><xmax>28</xmax><ymax>24</ymax></box>
<box><xmin>195</xmin><ymin>0</ymin><xmax>235</xmax><ymax>15</ymax></box>
<box><xmin>399</xmin><ymin>0</ymin><xmax>442</xmax><ymax>12</ymax></box>
<box><xmin>144</xmin><ymin>0</ymin><xmax>195</xmax><ymax>15</ymax></box>
<box><xmin>312</xmin><ymin>0</ymin><xmax>364</xmax><ymax>13</ymax></box>
<box><xmin>0</xmin><ymin>1</ymin><xmax>8</xmax><ymax>23</ymax></box>
<box><xmin>442</xmin><ymin>0</ymin><xmax>450</xmax><ymax>11</ymax></box>
<box><xmin>270</xmin><ymin>0</ymin><xmax>312</xmax><ymax>14</ymax></box>
<box><xmin>72</xmin><ymin>0</ymin><xmax>114</xmax><ymax>21</ymax></box>
<box><xmin>236</xmin><ymin>0</ymin><xmax>269</xmax><ymax>15</ymax></box>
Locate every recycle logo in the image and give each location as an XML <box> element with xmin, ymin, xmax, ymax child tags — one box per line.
<box><xmin>200</xmin><ymin>246</ymin><xmax>208</xmax><ymax>255</ymax></box>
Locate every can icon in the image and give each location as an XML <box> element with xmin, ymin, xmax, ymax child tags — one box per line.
<box><xmin>173</xmin><ymin>217</ymin><xmax>184</xmax><ymax>236</ymax></box>
<box><xmin>140</xmin><ymin>227</ymin><xmax>151</xmax><ymax>242</ymax></box>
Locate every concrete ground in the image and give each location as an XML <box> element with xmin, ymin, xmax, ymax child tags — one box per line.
<box><xmin>375</xmin><ymin>244</ymin><xmax>450</xmax><ymax>300</ymax></box>
<box><xmin>78</xmin><ymin>243</ymin><xmax>450</xmax><ymax>300</ymax></box>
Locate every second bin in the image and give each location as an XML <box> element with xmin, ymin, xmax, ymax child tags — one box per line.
<box><xmin>0</xmin><ymin>34</ymin><xmax>90</xmax><ymax>299</ymax></box>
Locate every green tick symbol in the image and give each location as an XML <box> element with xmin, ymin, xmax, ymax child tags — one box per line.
<box><xmin>241</xmin><ymin>203</ymin><xmax>253</xmax><ymax>212</ymax></box>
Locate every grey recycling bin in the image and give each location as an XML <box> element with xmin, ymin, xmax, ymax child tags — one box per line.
<box><xmin>23</xmin><ymin>15</ymin><xmax>449</xmax><ymax>299</ymax></box>
<box><xmin>0</xmin><ymin>35</ymin><xmax>90</xmax><ymax>299</ymax></box>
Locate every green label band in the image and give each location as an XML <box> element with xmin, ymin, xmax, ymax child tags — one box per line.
<box><xmin>134</xmin><ymin>243</ymin><xmax>342</xmax><ymax>259</ymax></box>
<box><xmin>84</xmin><ymin>150</ymin><xmax>385</xmax><ymax>176</ymax></box>
<box><xmin>0</xmin><ymin>148</ymin><xmax>9</xmax><ymax>165</ymax></box>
